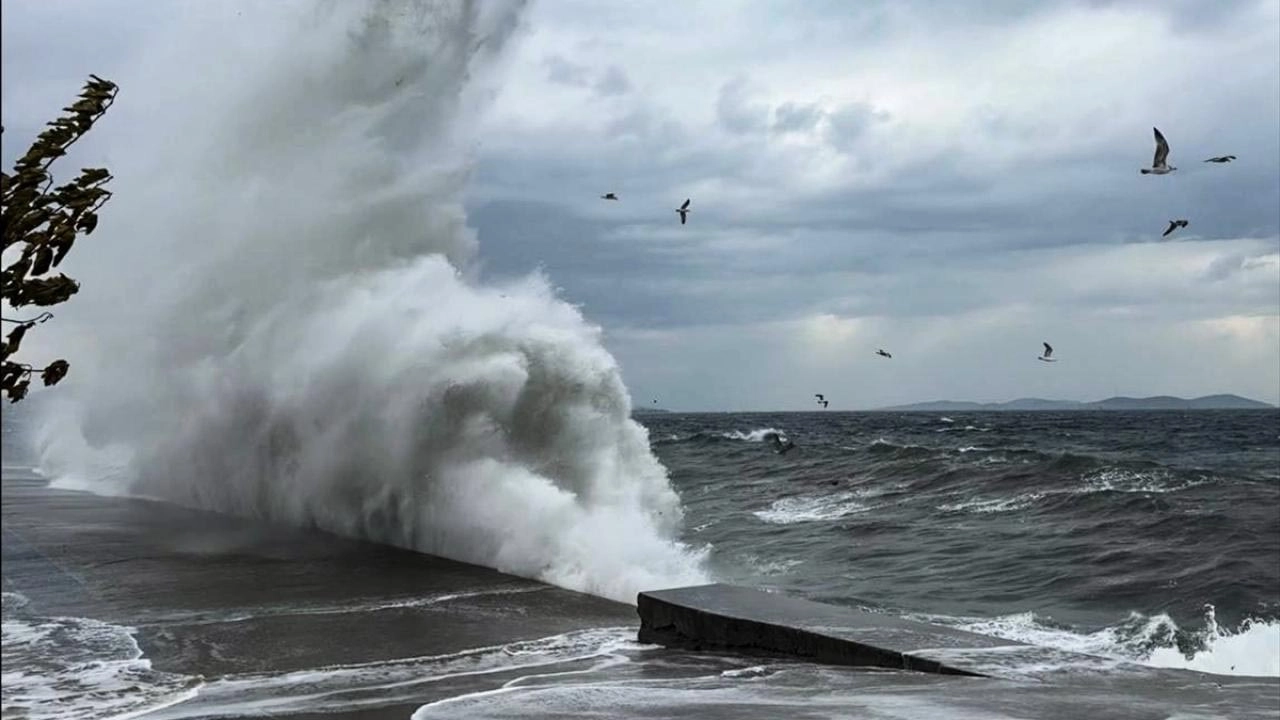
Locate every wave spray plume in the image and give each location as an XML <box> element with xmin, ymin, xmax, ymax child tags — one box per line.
<box><xmin>32</xmin><ymin>0</ymin><xmax>708</xmax><ymax>603</ymax></box>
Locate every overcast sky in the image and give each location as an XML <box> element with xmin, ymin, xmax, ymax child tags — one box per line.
<box><xmin>4</xmin><ymin>0</ymin><xmax>1279</xmax><ymax>410</ymax></box>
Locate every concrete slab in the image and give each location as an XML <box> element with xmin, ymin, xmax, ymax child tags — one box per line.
<box><xmin>639</xmin><ymin>583</ymin><xmax>1002</xmax><ymax>675</ymax></box>
<box><xmin>2</xmin><ymin>470</ymin><xmax>637</xmax><ymax>718</ymax></box>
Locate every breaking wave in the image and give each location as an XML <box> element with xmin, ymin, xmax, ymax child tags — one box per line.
<box><xmin>924</xmin><ymin>604</ymin><xmax>1280</xmax><ymax>678</ymax></box>
<box><xmin>29</xmin><ymin>0</ymin><xmax>707</xmax><ymax>603</ymax></box>
<box><xmin>650</xmin><ymin>427</ymin><xmax>787</xmax><ymax>446</ymax></box>
<box><xmin>753</xmin><ymin>492</ymin><xmax>873</xmax><ymax>525</ymax></box>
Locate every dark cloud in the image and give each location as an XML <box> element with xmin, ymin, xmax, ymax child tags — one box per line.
<box><xmin>6</xmin><ymin>0</ymin><xmax>1275</xmax><ymax>405</ymax></box>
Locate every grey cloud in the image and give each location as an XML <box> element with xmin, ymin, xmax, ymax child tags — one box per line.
<box><xmin>1204</xmin><ymin>252</ymin><xmax>1280</xmax><ymax>282</ymax></box>
<box><xmin>594</xmin><ymin>65</ymin><xmax>632</xmax><ymax>96</ymax></box>
<box><xmin>715</xmin><ymin>76</ymin><xmax>769</xmax><ymax>135</ymax></box>
<box><xmin>474</xmin><ymin>115</ymin><xmax>1277</xmax><ymax>297</ymax></box>
<box><xmin>1082</xmin><ymin>0</ymin><xmax>1260</xmax><ymax>32</ymax></box>
<box><xmin>772</xmin><ymin>102</ymin><xmax>825</xmax><ymax>134</ymax></box>
<box><xmin>542</xmin><ymin>54</ymin><xmax>591</xmax><ymax>86</ymax></box>
<box><xmin>1205</xmin><ymin>254</ymin><xmax>1246</xmax><ymax>281</ymax></box>
<box><xmin>5</xmin><ymin>0</ymin><xmax>1277</xmax><ymax>408</ymax></box>
<box><xmin>543</xmin><ymin>55</ymin><xmax>632</xmax><ymax>98</ymax></box>
<box><xmin>824</xmin><ymin>101</ymin><xmax>891</xmax><ymax>153</ymax></box>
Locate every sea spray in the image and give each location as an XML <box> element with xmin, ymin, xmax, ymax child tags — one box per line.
<box><xmin>31</xmin><ymin>0</ymin><xmax>708</xmax><ymax>602</ymax></box>
<box><xmin>928</xmin><ymin>606</ymin><xmax>1280</xmax><ymax>678</ymax></box>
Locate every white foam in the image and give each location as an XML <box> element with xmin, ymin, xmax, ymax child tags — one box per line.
<box><xmin>720</xmin><ymin>665</ymin><xmax>773</xmax><ymax>678</ymax></box>
<box><xmin>921</xmin><ymin>605</ymin><xmax>1280</xmax><ymax>678</ymax></box>
<box><xmin>131</xmin><ymin>584</ymin><xmax>549</xmax><ymax>628</ymax></box>
<box><xmin>1145</xmin><ymin>610</ymin><xmax>1280</xmax><ymax>677</ymax></box>
<box><xmin>721</xmin><ymin>428</ymin><xmax>787</xmax><ymax>442</ymax></box>
<box><xmin>409</xmin><ymin>671</ymin><xmax>1023</xmax><ymax>720</ymax></box>
<box><xmin>1076</xmin><ymin>468</ymin><xmax>1209</xmax><ymax>495</ymax></box>
<box><xmin>936</xmin><ymin>492</ymin><xmax>1044</xmax><ymax>514</ymax></box>
<box><xmin>1</xmin><ymin>593</ymin><xmax>202</xmax><ymax>720</ymax></box>
<box><xmin>736</xmin><ymin>555</ymin><xmax>806</xmax><ymax>576</ymax></box>
<box><xmin>30</xmin><ymin>0</ymin><xmax>708</xmax><ymax>605</ymax></box>
<box><xmin>753</xmin><ymin>492</ymin><xmax>872</xmax><ymax>524</ymax></box>
<box><xmin>937</xmin><ymin>465</ymin><xmax>1211</xmax><ymax>514</ymax></box>
<box><xmin>144</xmin><ymin>627</ymin><xmax>636</xmax><ymax>720</ymax></box>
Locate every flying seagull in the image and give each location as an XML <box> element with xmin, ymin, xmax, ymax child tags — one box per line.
<box><xmin>1162</xmin><ymin>219</ymin><xmax>1189</xmax><ymax>237</ymax></box>
<box><xmin>676</xmin><ymin>198</ymin><xmax>691</xmax><ymax>225</ymax></box>
<box><xmin>1140</xmin><ymin>127</ymin><xmax>1176</xmax><ymax>175</ymax></box>
<box><xmin>876</xmin><ymin>348</ymin><xmax>892</xmax><ymax>359</ymax></box>
<box><xmin>601</xmin><ymin>192</ymin><xmax>619</xmax><ymax>200</ymax></box>
<box><xmin>764</xmin><ymin>431</ymin><xmax>796</xmax><ymax>455</ymax></box>
<box><xmin>814</xmin><ymin>393</ymin><xmax>825</xmax><ymax>402</ymax></box>
<box><xmin>819</xmin><ymin>400</ymin><xmax>829</xmax><ymax>408</ymax></box>
<box><xmin>1203</xmin><ymin>155</ymin><xmax>1236</xmax><ymax>163</ymax></box>
<box><xmin>1038</xmin><ymin>342</ymin><xmax>1057</xmax><ymax>363</ymax></box>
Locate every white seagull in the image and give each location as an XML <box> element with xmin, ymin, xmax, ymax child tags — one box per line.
<box><xmin>675</xmin><ymin>198</ymin><xmax>691</xmax><ymax>225</ymax></box>
<box><xmin>1140</xmin><ymin>127</ymin><xmax>1176</xmax><ymax>175</ymax></box>
<box><xmin>1038</xmin><ymin>342</ymin><xmax>1057</xmax><ymax>363</ymax></box>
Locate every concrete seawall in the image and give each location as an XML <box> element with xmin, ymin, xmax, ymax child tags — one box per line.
<box><xmin>639</xmin><ymin>584</ymin><xmax>1009</xmax><ymax>677</ymax></box>
<box><xmin>1</xmin><ymin>471</ymin><xmax>637</xmax><ymax>719</ymax></box>
<box><xmin>637</xmin><ymin>583</ymin><xmax>1280</xmax><ymax>692</ymax></box>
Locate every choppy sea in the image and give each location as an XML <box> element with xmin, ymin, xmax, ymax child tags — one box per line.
<box><xmin>647</xmin><ymin>409</ymin><xmax>1280</xmax><ymax>677</ymax></box>
<box><xmin>4</xmin><ymin>409</ymin><xmax>1278</xmax><ymax>718</ymax></box>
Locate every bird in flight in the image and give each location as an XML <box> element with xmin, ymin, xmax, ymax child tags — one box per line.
<box><xmin>1140</xmin><ymin>127</ymin><xmax>1176</xmax><ymax>175</ymax></box>
<box><xmin>601</xmin><ymin>192</ymin><xmax>619</xmax><ymax>200</ymax></box>
<box><xmin>676</xmin><ymin>198</ymin><xmax>691</xmax><ymax>225</ymax></box>
<box><xmin>1038</xmin><ymin>342</ymin><xmax>1057</xmax><ymax>362</ymax></box>
<box><xmin>1162</xmin><ymin>219</ymin><xmax>1189</xmax><ymax>237</ymax></box>
<box><xmin>876</xmin><ymin>349</ymin><xmax>892</xmax><ymax>359</ymax></box>
<box><xmin>814</xmin><ymin>393</ymin><xmax>825</xmax><ymax>402</ymax></box>
<box><xmin>1203</xmin><ymin>155</ymin><xmax>1236</xmax><ymax>163</ymax></box>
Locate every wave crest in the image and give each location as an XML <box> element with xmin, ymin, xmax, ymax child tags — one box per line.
<box><xmin>926</xmin><ymin>605</ymin><xmax>1279</xmax><ymax>678</ymax></box>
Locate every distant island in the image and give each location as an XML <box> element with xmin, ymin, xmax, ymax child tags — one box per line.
<box><xmin>875</xmin><ymin>394</ymin><xmax>1276</xmax><ymax>412</ymax></box>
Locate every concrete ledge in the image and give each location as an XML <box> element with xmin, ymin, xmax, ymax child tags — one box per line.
<box><xmin>638</xmin><ymin>583</ymin><xmax>1023</xmax><ymax>677</ymax></box>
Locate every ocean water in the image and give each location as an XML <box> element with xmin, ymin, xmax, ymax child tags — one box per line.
<box><xmin>643</xmin><ymin>409</ymin><xmax>1280</xmax><ymax>677</ymax></box>
<box><xmin>5</xmin><ymin>408</ymin><xmax>1279</xmax><ymax>719</ymax></box>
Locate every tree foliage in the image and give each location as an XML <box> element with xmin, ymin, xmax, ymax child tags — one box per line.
<box><xmin>2</xmin><ymin>75</ymin><xmax>117</xmax><ymax>403</ymax></box>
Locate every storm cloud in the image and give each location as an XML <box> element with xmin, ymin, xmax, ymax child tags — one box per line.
<box><xmin>4</xmin><ymin>0</ymin><xmax>1277</xmax><ymax>409</ymax></box>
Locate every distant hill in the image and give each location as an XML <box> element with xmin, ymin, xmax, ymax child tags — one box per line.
<box><xmin>876</xmin><ymin>394</ymin><xmax>1275</xmax><ymax>412</ymax></box>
